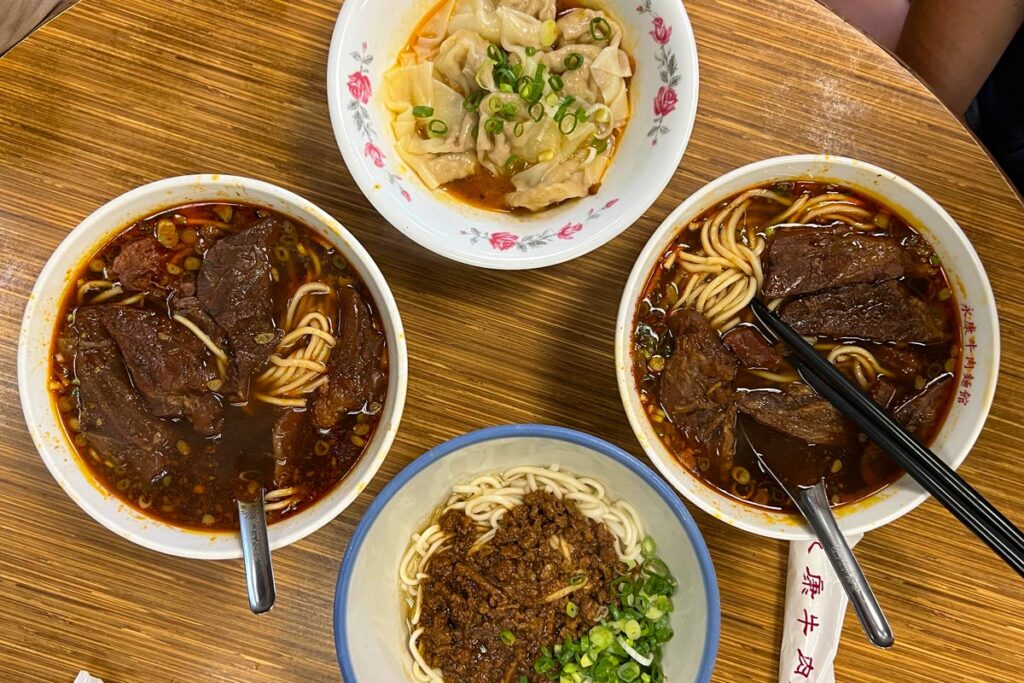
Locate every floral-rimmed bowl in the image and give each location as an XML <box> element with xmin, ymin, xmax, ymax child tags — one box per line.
<box><xmin>615</xmin><ymin>155</ymin><xmax>1000</xmax><ymax>541</ymax></box>
<box><xmin>326</xmin><ymin>0</ymin><xmax>699</xmax><ymax>269</ymax></box>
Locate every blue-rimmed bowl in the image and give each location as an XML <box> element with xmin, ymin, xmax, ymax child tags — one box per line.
<box><xmin>334</xmin><ymin>424</ymin><xmax>720</xmax><ymax>682</ymax></box>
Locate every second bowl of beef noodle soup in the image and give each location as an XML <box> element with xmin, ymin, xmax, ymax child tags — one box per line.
<box><xmin>630</xmin><ymin>180</ymin><xmax>960</xmax><ymax>513</ymax></box>
<box><xmin>30</xmin><ymin>177</ymin><xmax>407</xmax><ymax>557</ymax></box>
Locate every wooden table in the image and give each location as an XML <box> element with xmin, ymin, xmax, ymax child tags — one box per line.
<box><xmin>2</xmin><ymin>0</ymin><xmax>1022</xmax><ymax>681</ymax></box>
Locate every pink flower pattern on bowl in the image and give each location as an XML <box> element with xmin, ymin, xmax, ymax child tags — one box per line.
<box><xmin>461</xmin><ymin>199</ymin><xmax>619</xmax><ymax>251</ymax></box>
<box><xmin>347</xmin><ymin>43</ymin><xmax>411</xmax><ymax>202</ymax></box>
<box><xmin>638</xmin><ymin>0</ymin><xmax>682</xmax><ymax>146</ymax></box>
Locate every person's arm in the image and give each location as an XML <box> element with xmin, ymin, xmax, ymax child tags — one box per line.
<box><xmin>897</xmin><ymin>0</ymin><xmax>1024</xmax><ymax>115</ymax></box>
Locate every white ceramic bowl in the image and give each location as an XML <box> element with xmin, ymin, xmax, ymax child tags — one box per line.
<box><xmin>334</xmin><ymin>424</ymin><xmax>720</xmax><ymax>682</ymax></box>
<box><xmin>17</xmin><ymin>174</ymin><xmax>408</xmax><ymax>559</ymax></box>
<box><xmin>326</xmin><ymin>0</ymin><xmax>698</xmax><ymax>269</ymax></box>
<box><xmin>615</xmin><ymin>155</ymin><xmax>1000</xmax><ymax>541</ymax></box>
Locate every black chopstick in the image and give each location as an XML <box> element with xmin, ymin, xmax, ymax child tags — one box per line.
<box><xmin>749</xmin><ymin>298</ymin><xmax>1024</xmax><ymax>579</ymax></box>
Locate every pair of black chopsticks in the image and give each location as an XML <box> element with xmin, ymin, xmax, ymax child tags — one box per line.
<box><xmin>749</xmin><ymin>298</ymin><xmax>1024</xmax><ymax>579</ymax></box>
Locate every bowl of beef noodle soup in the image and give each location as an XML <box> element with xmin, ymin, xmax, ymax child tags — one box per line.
<box><xmin>326</xmin><ymin>0</ymin><xmax>698</xmax><ymax>268</ymax></box>
<box><xmin>18</xmin><ymin>175</ymin><xmax>408</xmax><ymax>559</ymax></box>
<box><xmin>334</xmin><ymin>425</ymin><xmax>719</xmax><ymax>682</ymax></box>
<box><xmin>615</xmin><ymin>155</ymin><xmax>999</xmax><ymax>541</ymax></box>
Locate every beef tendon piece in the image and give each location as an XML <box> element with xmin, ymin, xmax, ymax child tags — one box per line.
<box><xmin>659</xmin><ymin>309</ymin><xmax>739</xmax><ymax>460</ymax></box>
<box><xmin>762</xmin><ymin>226</ymin><xmax>907</xmax><ymax>298</ymax></box>
<box><xmin>737</xmin><ymin>383</ymin><xmax>852</xmax><ymax>446</ymax></box>
<box><xmin>722</xmin><ymin>324</ymin><xmax>784</xmax><ymax>371</ymax></box>
<box><xmin>311</xmin><ymin>287</ymin><xmax>386</xmax><ymax>429</ymax></box>
<box><xmin>92</xmin><ymin>305</ymin><xmax>223</xmax><ymax>435</ymax></box>
<box><xmin>779</xmin><ymin>280</ymin><xmax>949</xmax><ymax>344</ymax></box>
<box><xmin>72</xmin><ymin>308</ymin><xmax>178</xmax><ymax>482</ymax></box>
<box><xmin>196</xmin><ymin>217</ymin><xmax>282</xmax><ymax>399</ymax></box>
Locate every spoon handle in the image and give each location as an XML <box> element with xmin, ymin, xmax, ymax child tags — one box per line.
<box><xmin>238</xmin><ymin>491</ymin><xmax>276</xmax><ymax>614</ymax></box>
<box><xmin>794</xmin><ymin>482</ymin><xmax>894</xmax><ymax>649</ymax></box>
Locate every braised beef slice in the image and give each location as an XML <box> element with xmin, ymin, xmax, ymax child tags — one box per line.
<box><xmin>271</xmin><ymin>409</ymin><xmax>316</xmax><ymax>485</ymax></box>
<box><xmin>311</xmin><ymin>287</ymin><xmax>386</xmax><ymax>429</ymax></box>
<box><xmin>659</xmin><ymin>309</ymin><xmax>738</xmax><ymax>460</ymax></box>
<box><xmin>867</xmin><ymin>377</ymin><xmax>899</xmax><ymax>411</ymax></box>
<box><xmin>779</xmin><ymin>280</ymin><xmax>948</xmax><ymax>344</ymax></box>
<box><xmin>72</xmin><ymin>308</ymin><xmax>177</xmax><ymax>482</ymax></box>
<box><xmin>196</xmin><ymin>217</ymin><xmax>282</xmax><ymax>399</ymax></box>
<box><xmin>722</xmin><ymin>324</ymin><xmax>784</xmax><ymax>371</ymax></box>
<box><xmin>762</xmin><ymin>227</ymin><xmax>906</xmax><ymax>298</ymax></box>
<box><xmin>863</xmin><ymin>375</ymin><xmax>954</xmax><ymax>466</ymax></box>
<box><xmin>737</xmin><ymin>383</ymin><xmax>852</xmax><ymax>446</ymax></box>
<box><xmin>93</xmin><ymin>305</ymin><xmax>223</xmax><ymax>435</ymax></box>
<box><xmin>872</xmin><ymin>345</ymin><xmax>928</xmax><ymax>379</ymax></box>
<box><xmin>111</xmin><ymin>237</ymin><xmax>167</xmax><ymax>292</ymax></box>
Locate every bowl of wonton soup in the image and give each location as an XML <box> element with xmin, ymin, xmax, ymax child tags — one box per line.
<box><xmin>327</xmin><ymin>0</ymin><xmax>698</xmax><ymax>269</ymax></box>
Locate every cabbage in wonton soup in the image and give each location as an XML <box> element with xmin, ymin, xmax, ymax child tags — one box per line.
<box><xmin>385</xmin><ymin>0</ymin><xmax>633</xmax><ymax>212</ymax></box>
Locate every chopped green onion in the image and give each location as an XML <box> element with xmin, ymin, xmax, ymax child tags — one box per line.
<box><xmin>590</xmin><ymin>16</ymin><xmax>612</xmax><ymax>41</ymax></box>
<box><xmin>426</xmin><ymin>119</ymin><xmax>448</xmax><ymax>137</ymax></box>
<box><xmin>533</xmin><ymin>63</ymin><xmax>547</xmax><ymax>89</ymax></box>
<box><xmin>548</xmin><ymin>74</ymin><xmax>564</xmax><ymax>91</ymax></box>
<box><xmin>553</xmin><ymin>95</ymin><xmax>576</xmax><ymax>124</ymax></box>
<box><xmin>564</xmin><ymin>52</ymin><xmax>584</xmax><ymax>70</ymax></box>
<box><xmin>488</xmin><ymin>97</ymin><xmax>503</xmax><ymax>113</ymax></box>
<box><xmin>528</xmin><ymin>101</ymin><xmax>544</xmax><ymax>121</ymax></box>
<box><xmin>591</xmin><ymin>137</ymin><xmax>608</xmax><ymax>153</ymax></box>
<box><xmin>513</xmin><ymin>121</ymin><xmax>525</xmax><ymax>137</ymax></box>
<box><xmin>412</xmin><ymin>105</ymin><xmax>433</xmax><ymax>118</ymax></box>
<box><xmin>540</xmin><ymin>19</ymin><xmax>558</xmax><ymax>47</ymax></box>
<box><xmin>568</xmin><ymin>572</ymin><xmax>587</xmax><ymax>585</ymax></box>
<box><xmin>487</xmin><ymin>43</ymin><xmax>504</xmax><ymax>63</ymax></box>
<box><xmin>498</xmin><ymin>102</ymin><xmax>518</xmax><ymax>120</ymax></box>
<box><xmin>517</xmin><ymin>76</ymin><xmax>537</xmax><ymax>101</ymax></box>
<box><xmin>574</xmin><ymin>107</ymin><xmax>587</xmax><ymax>122</ymax></box>
<box><xmin>500</xmin><ymin>629</ymin><xmax>516</xmax><ymax>645</ymax></box>
<box><xmin>526</xmin><ymin>46</ymin><xmax>537</xmax><ymax>56</ymax></box>
<box><xmin>499</xmin><ymin>82</ymin><xmax>513</xmax><ymax>92</ymax></box>
<box><xmin>484</xmin><ymin>117</ymin><xmax>504</xmax><ymax>134</ymax></box>
<box><xmin>566</xmin><ymin>601</ymin><xmax>579</xmax><ymax>617</ymax></box>
<box><xmin>463</xmin><ymin>90</ymin><xmax>485</xmax><ymax>112</ymax></box>
<box><xmin>641</xmin><ymin>536</ymin><xmax>656</xmax><ymax>558</ymax></box>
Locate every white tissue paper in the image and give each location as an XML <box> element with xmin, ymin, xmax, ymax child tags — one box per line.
<box><xmin>74</xmin><ymin>672</ymin><xmax>104</xmax><ymax>683</ymax></box>
<box><xmin>778</xmin><ymin>534</ymin><xmax>863</xmax><ymax>683</ymax></box>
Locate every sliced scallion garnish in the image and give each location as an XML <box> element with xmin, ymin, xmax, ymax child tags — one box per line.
<box><xmin>426</xmin><ymin>119</ymin><xmax>448</xmax><ymax>137</ymax></box>
<box><xmin>548</xmin><ymin>74</ymin><xmax>564</xmax><ymax>91</ymax></box>
<box><xmin>564</xmin><ymin>52</ymin><xmax>584</xmax><ymax>70</ymax></box>
<box><xmin>412</xmin><ymin>105</ymin><xmax>434</xmax><ymax>118</ymax></box>
<box><xmin>590</xmin><ymin>16</ymin><xmax>611</xmax><ymax>41</ymax></box>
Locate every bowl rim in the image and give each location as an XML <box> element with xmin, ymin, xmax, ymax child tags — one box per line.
<box><xmin>325</xmin><ymin>0</ymin><xmax>701</xmax><ymax>270</ymax></box>
<box><xmin>17</xmin><ymin>173</ymin><xmax>409</xmax><ymax>559</ymax></box>
<box><xmin>614</xmin><ymin>154</ymin><xmax>1001</xmax><ymax>540</ymax></box>
<box><xmin>333</xmin><ymin>423</ymin><xmax>721</xmax><ymax>682</ymax></box>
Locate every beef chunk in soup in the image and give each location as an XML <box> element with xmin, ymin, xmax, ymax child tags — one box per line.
<box><xmin>312</xmin><ymin>287</ymin><xmax>386</xmax><ymax>429</ymax></box>
<box><xmin>72</xmin><ymin>308</ymin><xmax>178</xmax><ymax>482</ymax></box>
<box><xmin>872</xmin><ymin>345</ymin><xmax>928</xmax><ymax>379</ymax></box>
<box><xmin>271</xmin><ymin>409</ymin><xmax>316</xmax><ymax>484</ymax></box>
<box><xmin>92</xmin><ymin>305</ymin><xmax>223</xmax><ymax>435</ymax></box>
<box><xmin>780</xmin><ymin>281</ymin><xmax>949</xmax><ymax>344</ymax></box>
<box><xmin>762</xmin><ymin>227</ymin><xmax>907</xmax><ymax>298</ymax></box>
<box><xmin>111</xmin><ymin>237</ymin><xmax>167</xmax><ymax>292</ymax></box>
<box><xmin>737</xmin><ymin>384</ymin><xmax>852</xmax><ymax>446</ymax></box>
<box><xmin>659</xmin><ymin>309</ymin><xmax>738</xmax><ymax>458</ymax></box>
<box><xmin>892</xmin><ymin>374</ymin><xmax>953</xmax><ymax>436</ymax></box>
<box><xmin>723</xmin><ymin>324</ymin><xmax>783</xmax><ymax>371</ymax></box>
<box><xmin>197</xmin><ymin>217</ymin><xmax>282</xmax><ymax>399</ymax></box>
<box><xmin>868</xmin><ymin>377</ymin><xmax>900</xmax><ymax>411</ymax></box>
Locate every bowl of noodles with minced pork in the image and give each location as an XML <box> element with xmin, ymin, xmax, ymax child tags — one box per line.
<box><xmin>334</xmin><ymin>424</ymin><xmax>720</xmax><ymax>683</ymax></box>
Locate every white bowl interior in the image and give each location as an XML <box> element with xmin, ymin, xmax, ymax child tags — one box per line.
<box><xmin>326</xmin><ymin>0</ymin><xmax>699</xmax><ymax>268</ymax></box>
<box><xmin>18</xmin><ymin>174</ymin><xmax>408</xmax><ymax>559</ymax></box>
<box><xmin>615</xmin><ymin>155</ymin><xmax>999</xmax><ymax>540</ymax></box>
<box><xmin>339</xmin><ymin>431</ymin><xmax>717</xmax><ymax>682</ymax></box>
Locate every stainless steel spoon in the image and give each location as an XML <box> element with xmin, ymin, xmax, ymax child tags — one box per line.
<box><xmin>237</xmin><ymin>489</ymin><xmax>276</xmax><ymax>614</ymax></box>
<box><xmin>742</xmin><ymin>427</ymin><xmax>894</xmax><ymax>648</ymax></box>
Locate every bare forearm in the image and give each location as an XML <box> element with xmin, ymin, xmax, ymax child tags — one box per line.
<box><xmin>897</xmin><ymin>0</ymin><xmax>1024</xmax><ymax>114</ymax></box>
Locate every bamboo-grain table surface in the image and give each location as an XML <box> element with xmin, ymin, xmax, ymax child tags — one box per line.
<box><xmin>2</xmin><ymin>0</ymin><xmax>1023</xmax><ymax>681</ymax></box>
